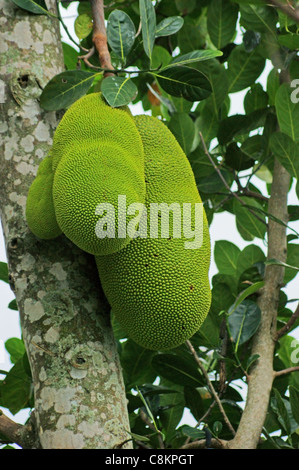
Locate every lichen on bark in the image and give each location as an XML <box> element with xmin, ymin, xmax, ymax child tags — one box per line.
<box><xmin>0</xmin><ymin>0</ymin><xmax>132</xmax><ymax>449</ymax></box>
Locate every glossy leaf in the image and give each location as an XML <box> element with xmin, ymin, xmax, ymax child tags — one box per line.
<box><xmin>0</xmin><ymin>355</ymin><xmax>32</xmax><ymax>414</ymax></box>
<box><xmin>40</xmin><ymin>70</ymin><xmax>96</xmax><ymax>111</ymax></box>
<box><xmin>239</xmin><ymin>4</ymin><xmax>278</xmax><ymax>33</ymax></box>
<box><xmin>151</xmin><ymin>354</ymin><xmax>205</xmax><ymax>388</ymax></box>
<box><xmin>168</xmin><ymin>113</ymin><xmax>195</xmax><ymax>155</ymax></box>
<box><xmin>269</xmin><ymin>132</ymin><xmax>299</xmax><ymax>178</ymax></box>
<box><xmin>214</xmin><ymin>240</ymin><xmax>241</xmax><ymax>276</ymax></box>
<box><xmin>275</xmin><ymin>84</ymin><xmax>299</xmax><ymax>142</ymax></box>
<box><xmin>233</xmin><ymin>197</ymin><xmax>267</xmax><ymax>240</ymax></box>
<box><xmin>207</xmin><ymin>0</ymin><xmax>238</xmax><ymax>49</ymax></box>
<box><xmin>227</xmin><ymin>300</ymin><xmax>261</xmax><ymax>350</ymax></box>
<box><xmin>228</xmin><ymin>281</ymin><xmax>264</xmax><ymax>315</ymax></box>
<box><xmin>227</xmin><ymin>45</ymin><xmax>265</xmax><ymax>93</ymax></box>
<box><xmin>155</xmin><ymin>16</ymin><xmax>184</xmax><ymax>37</ymax></box>
<box><xmin>169</xmin><ymin>49</ymin><xmax>223</xmax><ymax>68</ymax></box>
<box><xmin>236</xmin><ymin>244</ymin><xmax>265</xmax><ymax>276</ymax></box>
<box><xmin>5</xmin><ymin>338</ymin><xmax>25</xmax><ymax>364</ymax></box>
<box><xmin>107</xmin><ymin>10</ymin><xmax>136</xmax><ymax>61</ymax></box>
<box><xmin>139</xmin><ymin>0</ymin><xmax>156</xmax><ymax>62</ymax></box>
<box><xmin>101</xmin><ymin>76</ymin><xmax>137</xmax><ymax>107</ymax></box>
<box><xmin>11</xmin><ymin>0</ymin><xmax>49</xmax><ymax>15</ymax></box>
<box><xmin>154</xmin><ymin>66</ymin><xmax>212</xmax><ymax>102</ymax></box>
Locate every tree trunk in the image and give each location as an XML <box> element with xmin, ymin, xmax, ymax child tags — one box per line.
<box><xmin>0</xmin><ymin>0</ymin><xmax>132</xmax><ymax>449</ymax></box>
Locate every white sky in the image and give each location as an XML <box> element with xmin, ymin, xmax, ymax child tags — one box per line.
<box><xmin>0</xmin><ymin>2</ymin><xmax>298</xmax><ymax>428</ymax></box>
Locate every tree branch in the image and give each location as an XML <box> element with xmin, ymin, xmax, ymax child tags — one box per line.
<box><xmin>91</xmin><ymin>0</ymin><xmax>114</xmax><ymax>76</ymax></box>
<box><xmin>181</xmin><ymin>437</ymin><xmax>229</xmax><ymax>449</ymax></box>
<box><xmin>185</xmin><ymin>340</ymin><xmax>236</xmax><ymax>437</ymax></box>
<box><xmin>228</xmin><ymin>157</ymin><xmax>290</xmax><ymax>449</ymax></box>
<box><xmin>267</xmin><ymin>0</ymin><xmax>299</xmax><ymax>23</ymax></box>
<box><xmin>275</xmin><ymin>303</ymin><xmax>299</xmax><ymax>340</ymax></box>
<box><xmin>274</xmin><ymin>366</ymin><xmax>299</xmax><ymax>378</ymax></box>
<box><xmin>0</xmin><ymin>410</ymin><xmax>23</xmax><ymax>447</ymax></box>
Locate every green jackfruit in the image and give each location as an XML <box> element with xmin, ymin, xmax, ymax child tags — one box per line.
<box><xmin>27</xmin><ymin>92</ymin><xmax>146</xmax><ymax>256</ymax></box>
<box><xmin>96</xmin><ymin>115</ymin><xmax>211</xmax><ymax>350</ymax></box>
<box><xmin>26</xmin><ymin>153</ymin><xmax>62</xmax><ymax>240</ymax></box>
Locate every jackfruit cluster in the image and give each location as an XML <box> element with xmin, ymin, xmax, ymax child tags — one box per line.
<box><xmin>26</xmin><ymin>93</ymin><xmax>145</xmax><ymax>255</ymax></box>
<box><xmin>26</xmin><ymin>93</ymin><xmax>211</xmax><ymax>350</ymax></box>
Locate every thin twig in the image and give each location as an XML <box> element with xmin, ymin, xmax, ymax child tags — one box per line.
<box><xmin>181</xmin><ymin>437</ymin><xmax>229</xmax><ymax>449</ymax></box>
<box><xmin>275</xmin><ymin>303</ymin><xmax>299</xmax><ymax>340</ymax></box>
<box><xmin>199</xmin><ymin>132</ymin><xmax>268</xmax><ymax>227</ymax></box>
<box><xmin>273</xmin><ymin>366</ymin><xmax>299</xmax><ymax>378</ymax></box>
<box><xmin>139</xmin><ymin>409</ymin><xmax>164</xmax><ymax>449</ymax></box>
<box><xmin>185</xmin><ymin>340</ymin><xmax>236</xmax><ymax>437</ymax></box>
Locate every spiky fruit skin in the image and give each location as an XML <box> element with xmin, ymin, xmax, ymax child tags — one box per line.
<box><xmin>53</xmin><ymin>141</ymin><xmax>145</xmax><ymax>256</ymax></box>
<box><xmin>27</xmin><ymin>92</ymin><xmax>146</xmax><ymax>256</ymax></box>
<box><xmin>96</xmin><ymin>115</ymin><xmax>211</xmax><ymax>350</ymax></box>
<box><xmin>26</xmin><ymin>154</ymin><xmax>62</xmax><ymax>240</ymax></box>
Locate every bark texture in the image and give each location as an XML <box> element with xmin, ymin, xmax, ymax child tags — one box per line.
<box><xmin>228</xmin><ymin>159</ymin><xmax>290</xmax><ymax>449</ymax></box>
<box><xmin>0</xmin><ymin>0</ymin><xmax>132</xmax><ymax>449</ymax></box>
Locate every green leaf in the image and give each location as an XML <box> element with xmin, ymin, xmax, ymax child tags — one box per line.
<box><xmin>227</xmin><ymin>45</ymin><xmax>265</xmax><ymax>93</ymax></box>
<box><xmin>168</xmin><ymin>113</ymin><xmax>195</xmax><ymax>155</ymax></box>
<box><xmin>139</xmin><ymin>0</ymin><xmax>156</xmax><ymax>62</ymax></box>
<box><xmin>272</xmin><ymin>389</ymin><xmax>291</xmax><ymax>436</ymax></box>
<box><xmin>5</xmin><ymin>338</ymin><xmax>25</xmax><ymax>364</ymax></box>
<box><xmin>177</xmin><ymin>17</ymin><xmax>205</xmax><ymax>54</ymax></box>
<box><xmin>278</xmin><ymin>34</ymin><xmax>299</xmax><ymax>50</ymax></box>
<box><xmin>101</xmin><ymin>76</ymin><xmax>137</xmax><ymax>107</ymax></box>
<box><xmin>275</xmin><ymin>83</ymin><xmax>299</xmax><ymax>142</ymax></box>
<box><xmin>8</xmin><ymin>299</ymin><xmax>18</xmax><ymax>311</ymax></box>
<box><xmin>0</xmin><ymin>355</ymin><xmax>32</xmax><ymax>414</ymax></box>
<box><xmin>289</xmin><ymin>386</ymin><xmax>299</xmax><ymax>425</ymax></box>
<box><xmin>74</xmin><ymin>13</ymin><xmax>93</xmax><ymax>40</ymax></box>
<box><xmin>154</xmin><ymin>66</ymin><xmax>212</xmax><ymax>102</ymax></box>
<box><xmin>228</xmin><ymin>281</ymin><xmax>264</xmax><ymax>315</ymax></box>
<box><xmin>285</xmin><ymin>244</ymin><xmax>299</xmax><ymax>283</ymax></box>
<box><xmin>225</xmin><ymin>142</ymin><xmax>255</xmax><ymax>171</ymax></box>
<box><xmin>159</xmin><ymin>383</ymin><xmax>185</xmax><ymax>444</ymax></box>
<box><xmin>239</xmin><ymin>4</ymin><xmax>278</xmax><ymax>34</ymax></box>
<box><xmin>62</xmin><ymin>42</ymin><xmax>80</xmax><ymax>71</ymax></box>
<box><xmin>217</xmin><ymin>109</ymin><xmax>267</xmax><ymax>145</ymax></box>
<box><xmin>40</xmin><ymin>70</ymin><xmax>96</xmax><ymax>111</ymax></box>
<box><xmin>236</xmin><ymin>244</ymin><xmax>265</xmax><ymax>276</ymax></box>
<box><xmin>269</xmin><ymin>132</ymin><xmax>299</xmax><ymax>178</ymax></box>
<box><xmin>11</xmin><ymin>0</ymin><xmax>49</xmax><ymax>15</ymax></box>
<box><xmin>196</xmin><ymin>168</ymin><xmax>231</xmax><ymax>194</ymax></box>
<box><xmin>214</xmin><ymin>240</ymin><xmax>241</xmax><ymax>275</ymax></box>
<box><xmin>267</xmin><ymin>68</ymin><xmax>280</xmax><ymax>106</ymax></box>
<box><xmin>169</xmin><ymin>49</ymin><xmax>223</xmax><ymax>68</ymax></box>
<box><xmin>0</xmin><ymin>262</ymin><xmax>9</xmax><ymax>283</ymax></box>
<box><xmin>120</xmin><ymin>340</ymin><xmax>156</xmax><ymax>388</ymax></box>
<box><xmin>151</xmin><ymin>354</ymin><xmax>205</xmax><ymax>388</ymax></box>
<box><xmin>175</xmin><ymin>0</ymin><xmax>196</xmax><ymax>14</ymax></box>
<box><xmin>207</xmin><ymin>0</ymin><xmax>238</xmax><ymax>49</ymax></box>
<box><xmin>107</xmin><ymin>10</ymin><xmax>136</xmax><ymax>61</ymax></box>
<box><xmin>184</xmin><ymin>387</ymin><xmax>205</xmax><ymax>421</ymax></box>
<box><xmin>244</xmin><ymin>83</ymin><xmax>268</xmax><ymax>114</ymax></box>
<box><xmin>179</xmin><ymin>424</ymin><xmax>205</xmax><ymax>440</ymax></box>
<box><xmin>194</xmin><ymin>59</ymin><xmax>229</xmax><ymax>112</ymax></box>
<box><xmin>227</xmin><ymin>300</ymin><xmax>261</xmax><ymax>351</ymax></box>
<box><xmin>155</xmin><ymin>16</ymin><xmax>184</xmax><ymax>37</ymax></box>
<box><xmin>192</xmin><ymin>313</ymin><xmax>221</xmax><ymax>349</ymax></box>
<box><xmin>233</xmin><ymin>197</ymin><xmax>267</xmax><ymax>240</ymax></box>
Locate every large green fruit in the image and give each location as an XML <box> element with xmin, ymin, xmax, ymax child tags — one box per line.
<box><xmin>26</xmin><ymin>93</ymin><xmax>146</xmax><ymax>256</ymax></box>
<box><xmin>26</xmin><ymin>153</ymin><xmax>62</xmax><ymax>240</ymax></box>
<box><xmin>96</xmin><ymin>115</ymin><xmax>211</xmax><ymax>350</ymax></box>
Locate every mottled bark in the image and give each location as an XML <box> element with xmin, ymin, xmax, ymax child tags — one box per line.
<box><xmin>0</xmin><ymin>0</ymin><xmax>131</xmax><ymax>449</ymax></box>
